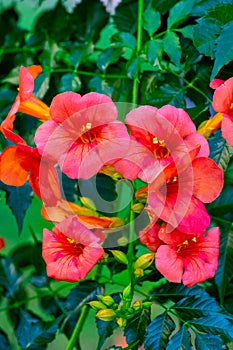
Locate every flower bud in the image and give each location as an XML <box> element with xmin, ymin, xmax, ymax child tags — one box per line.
<box><xmin>96</xmin><ymin>309</ymin><xmax>116</xmax><ymax>322</ymax></box>
<box><xmin>135</xmin><ymin>186</ymin><xmax>148</xmax><ymax>202</ymax></box>
<box><xmin>80</xmin><ymin>197</ymin><xmax>96</xmax><ymax>211</ymax></box>
<box><xmin>102</xmin><ymin>296</ymin><xmax>115</xmax><ymax>307</ymax></box>
<box><xmin>132</xmin><ymin>301</ymin><xmax>142</xmax><ymax>311</ymax></box>
<box><xmin>89</xmin><ymin>301</ymin><xmax>107</xmax><ymax>311</ymax></box>
<box><xmin>143</xmin><ymin>301</ymin><xmax>152</xmax><ymax>309</ymax></box>
<box><xmin>134</xmin><ymin>268</ymin><xmax>144</xmax><ymax>278</ymax></box>
<box><xmin>117</xmin><ymin>236</ymin><xmax>128</xmax><ymax>246</ymax></box>
<box><xmin>122</xmin><ymin>285</ymin><xmax>131</xmax><ymax>299</ymax></box>
<box><xmin>110</xmin><ymin>250</ymin><xmax>128</xmax><ymax>265</ymax></box>
<box><xmin>131</xmin><ymin>203</ymin><xmax>144</xmax><ymax>214</ymax></box>
<box><xmin>134</xmin><ymin>253</ymin><xmax>155</xmax><ymax>270</ymax></box>
<box><xmin>117</xmin><ymin>317</ymin><xmax>127</xmax><ymax>327</ymax></box>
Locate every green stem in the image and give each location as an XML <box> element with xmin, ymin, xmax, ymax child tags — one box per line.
<box><xmin>47</xmin><ymin>68</ymin><xmax>128</xmax><ymax>80</ymax></box>
<box><xmin>132</xmin><ymin>0</ymin><xmax>144</xmax><ymax>106</ymax></box>
<box><xmin>65</xmin><ymin>305</ymin><xmax>89</xmax><ymax>350</ymax></box>
<box><xmin>168</xmin><ymin>69</ymin><xmax>212</xmax><ymax>102</ymax></box>
<box><xmin>126</xmin><ymin>208</ymin><xmax>136</xmax><ymax>304</ymax></box>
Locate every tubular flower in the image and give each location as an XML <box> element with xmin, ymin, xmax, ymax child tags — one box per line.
<box><xmin>41</xmin><ymin>199</ymin><xmax>124</xmax><ymax>230</ymax></box>
<box><xmin>1</xmin><ymin>65</ymin><xmax>50</xmax><ymax>133</ymax></box>
<box><xmin>148</xmin><ymin>150</ymin><xmax>223</xmax><ymax>234</ymax></box>
<box><xmin>155</xmin><ymin>225</ymin><xmax>220</xmax><ymax>287</ymax></box>
<box><xmin>113</xmin><ymin>105</ymin><xmax>209</xmax><ymax>183</ymax></box>
<box><xmin>0</xmin><ymin>237</ymin><xmax>5</xmax><ymax>250</ymax></box>
<box><xmin>198</xmin><ymin>77</ymin><xmax>233</xmax><ymax>145</ymax></box>
<box><xmin>0</xmin><ymin>129</ymin><xmax>58</xmax><ymax>203</ymax></box>
<box><xmin>35</xmin><ymin>92</ymin><xmax>130</xmax><ymax>179</ymax></box>
<box><xmin>42</xmin><ymin>216</ymin><xmax>104</xmax><ymax>282</ymax></box>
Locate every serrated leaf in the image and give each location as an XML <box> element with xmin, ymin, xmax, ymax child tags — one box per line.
<box><xmin>211</xmin><ymin>20</ymin><xmax>233</xmax><ymax>80</ymax></box>
<box><xmin>215</xmin><ymin>224</ymin><xmax>233</xmax><ymax>303</ymax></box>
<box><xmin>190</xmin><ymin>314</ymin><xmax>233</xmax><ymax>341</ymax></box>
<box><xmin>59</xmin><ymin>73</ymin><xmax>81</xmax><ymax>92</ymax></box>
<box><xmin>16</xmin><ymin>310</ymin><xmax>61</xmax><ymax>349</ymax></box>
<box><xmin>178</xmin><ymin>25</ymin><xmax>194</xmax><ymax>40</ymax></box>
<box><xmin>34</xmin><ymin>72</ymin><xmax>50</xmax><ymax>99</ymax></box>
<box><xmin>97</xmin><ymin>46</ymin><xmax>123</xmax><ymax>71</ymax></box>
<box><xmin>208</xmin><ymin>130</ymin><xmax>233</xmax><ymax>170</ymax></box>
<box><xmin>144</xmin><ymin>313</ymin><xmax>175</xmax><ymax>350</ymax></box>
<box><xmin>143</xmin><ymin>1</ymin><xmax>161</xmax><ymax>37</ymax></box>
<box><xmin>166</xmin><ymin>325</ymin><xmax>191</xmax><ymax>350</ymax></box>
<box><xmin>163</xmin><ymin>31</ymin><xmax>181</xmax><ymax>66</ymax></box>
<box><xmin>195</xmin><ymin>333</ymin><xmax>224</xmax><ymax>350</ymax></box>
<box><xmin>0</xmin><ymin>329</ymin><xmax>10</xmax><ymax>350</ymax></box>
<box><xmin>0</xmin><ymin>181</ymin><xmax>32</xmax><ymax>234</ymax></box>
<box><xmin>153</xmin><ymin>283</ymin><xmax>211</xmax><ymax>301</ymax></box>
<box><xmin>124</xmin><ymin>308</ymin><xmax>151</xmax><ymax>345</ymax></box>
<box><xmin>193</xmin><ymin>18</ymin><xmax>221</xmax><ymax>58</ymax></box>
<box><xmin>146</xmin><ymin>39</ymin><xmax>163</xmax><ymax>67</ymax></box>
<box><xmin>127</xmin><ymin>56</ymin><xmax>141</xmax><ymax>79</ymax></box>
<box><xmin>172</xmin><ymin>293</ymin><xmax>222</xmax><ymax>320</ymax></box>
<box><xmin>168</xmin><ymin>0</ymin><xmax>194</xmax><ymax>29</ymax></box>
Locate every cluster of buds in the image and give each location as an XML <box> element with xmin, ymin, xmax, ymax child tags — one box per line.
<box><xmin>89</xmin><ymin>289</ymin><xmax>152</xmax><ymax>325</ymax></box>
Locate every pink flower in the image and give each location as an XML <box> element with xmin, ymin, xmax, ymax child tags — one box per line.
<box><xmin>42</xmin><ymin>216</ymin><xmax>104</xmax><ymax>282</ymax></box>
<box><xmin>155</xmin><ymin>225</ymin><xmax>220</xmax><ymax>287</ymax></box>
<box><xmin>113</xmin><ymin>105</ymin><xmax>209</xmax><ymax>183</ymax></box>
<box><xmin>35</xmin><ymin>92</ymin><xmax>129</xmax><ymax>179</ymax></box>
<box><xmin>0</xmin><ymin>65</ymin><xmax>50</xmax><ymax>134</ymax></box>
<box><xmin>199</xmin><ymin>77</ymin><xmax>233</xmax><ymax>145</ymax></box>
<box><xmin>148</xmin><ymin>151</ymin><xmax>223</xmax><ymax>234</ymax></box>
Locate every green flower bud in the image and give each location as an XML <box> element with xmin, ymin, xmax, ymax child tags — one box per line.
<box><xmin>122</xmin><ymin>285</ymin><xmax>131</xmax><ymax>299</ymax></box>
<box><xmin>134</xmin><ymin>253</ymin><xmax>155</xmax><ymax>270</ymax></box>
<box><xmin>134</xmin><ymin>268</ymin><xmax>144</xmax><ymax>278</ymax></box>
<box><xmin>89</xmin><ymin>301</ymin><xmax>107</xmax><ymax>311</ymax></box>
<box><xmin>96</xmin><ymin>309</ymin><xmax>116</xmax><ymax>322</ymax></box>
<box><xmin>102</xmin><ymin>296</ymin><xmax>115</xmax><ymax>307</ymax></box>
<box><xmin>110</xmin><ymin>250</ymin><xmax>128</xmax><ymax>265</ymax></box>
<box><xmin>132</xmin><ymin>301</ymin><xmax>143</xmax><ymax>311</ymax></box>
<box><xmin>117</xmin><ymin>317</ymin><xmax>127</xmax><ymax>327</ymax></box>
<box><xmin>143</xmin><ymin>301</ymin><xmax>152</xmax><ymax>309</ymax></box>
<box><xmin>131</xmin><ymin>203</ymin><xmax>144</xmax><ymax>213</ymax></box>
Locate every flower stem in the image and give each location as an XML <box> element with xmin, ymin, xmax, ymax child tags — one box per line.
<box><xmin>65</xmin><ymin>305</ymin><xmax>89</xmax><ymax>350</ymax></box>
<box><xmin>132</xmin><ymin>0</ymin><xmax>144</xmax><ymax>106</ymax></box>
<box><xmin>126</xmin><ymin>208</ymin><xmax>136</xmax><ymax>303</ymax></box>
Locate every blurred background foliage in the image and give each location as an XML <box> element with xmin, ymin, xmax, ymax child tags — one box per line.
<box><xmin>0</xmin><ymin>0</ymin><xmax>233</xmax><ymax>349</ymax></box>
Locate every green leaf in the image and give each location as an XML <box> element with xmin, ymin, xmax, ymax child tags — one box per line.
<box><xmin>163</xmin><ymin>31</ymin><xmax>181</xmax><ymax>66</ymax></box>
<box><xmin>178</xmin><ymin>25</ymin><xmax>194</xmax><ymax>40</ymax></box>
<box><xmin>0</xmin><ymin>329</ymin><xmax>10</xmax><ymax>350</ymax></box>
<box><xmin>144</xmin><ymin>313</ymin><xmax>175</xmax><ymax>350</ymax></box>
<box><xmin>0</xmin><ymin>181</ymin><xmax>32</xmax><ymax>234</ymax></box>
<box><xmin>143</xmin><ymin>1</ymin><xmax>161</xmax><ymax>37</ymax></box>
<box><xmin>16</xmin><ymin>310</ymin><xmax>61</xmax><ymax>349</ymax></box>
<box><xmin>166</xmin><ymin>325</ymin><xmax>191</xmax><ymax>350</ymax></box>
<box><xmin>195</xmin><ymin>333</ymin><xmax>224</xmax><ymax>350</ymax></box>
<box><xmin>193</xmin><ymin>18</ymin><xmax>221</xmax><ymax>58</ymax></box>
<box><xmin>208</xmin><ymin>130</ymin><xmax>233</xmax><ymax>170</ymax></box>
<box><xmin>0</xmin><ymin>257</ymin><xmax>24</xmax><ymax>299</ymax></box>
<box><xmin>59</xmin><ymin>73</ymin><xmax>81</xmax><ymax>92</ymax></box>
<box><xmin>124</xmin><ymin>308</ymin><xmax>151</xmax><ymax>345</ymax></box>
<box><xmin>190</xmin><ymin>314</ymin><xmax>233</xmax><ymax>341</ymax></box>
<box><xmin>192</xmin><ymin>0</ymin><xmax>232</xmax><ymax>17</ymax></box>
<box><xmin>34</xmin><ymin>72</ymin><xmax>51</xmax><ymax>99</ymax></box>
<box><xmin>214</xmin><ymin>224</ymin><xmax>233</xmax><ymax>303</ymax></box>
<box><xmin>127</xmin><ymin>56</ymin><xmax>141</xmax><ymax>79</ymax></box>
<box><xmin>97</xmin><ymin>47</ymin><xmax>123</xmax><ymax>71</ymax></box>
<box><xmin>168</xmin><ymin>0</ymin><xmax>194</xmax><ymax>29</ymax></box>
<box><xmin>114</xmin><ymin>2</ymin><xmax>138</xmax><ymax>33</ymax></box>
<box><xmin>172</xmin><ymin>295</ymin><xmax>222</xmax><ymax>320</ymax></box>
<box><xmin>207</xmin><ymin>3</ymin><xmax>233</xmax><ymax>25</ymax></box>
<box><xmin>146</xmin><ymin>39</ymin><xmax>163</xmax><ymax>67</ymax></box>
<box><xmin>211</xmin><ymin>20</ymin><xmax>233</xmax><ymax>80</ymax></box>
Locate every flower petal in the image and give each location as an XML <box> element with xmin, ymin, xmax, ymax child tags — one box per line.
<box><xmin>222</xmin><ymin>114</ymin><xmax>233</xmax><ymax>146</ymax></box>
<box><xmin>192</xmin><ymin>157</ymin><xmax>223</xmax><ymax>203</ymax></box>
<box><xmin>156</xmin><ymin>245</ymin><xmax>183</xmax><ymax>283</ymax></box>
